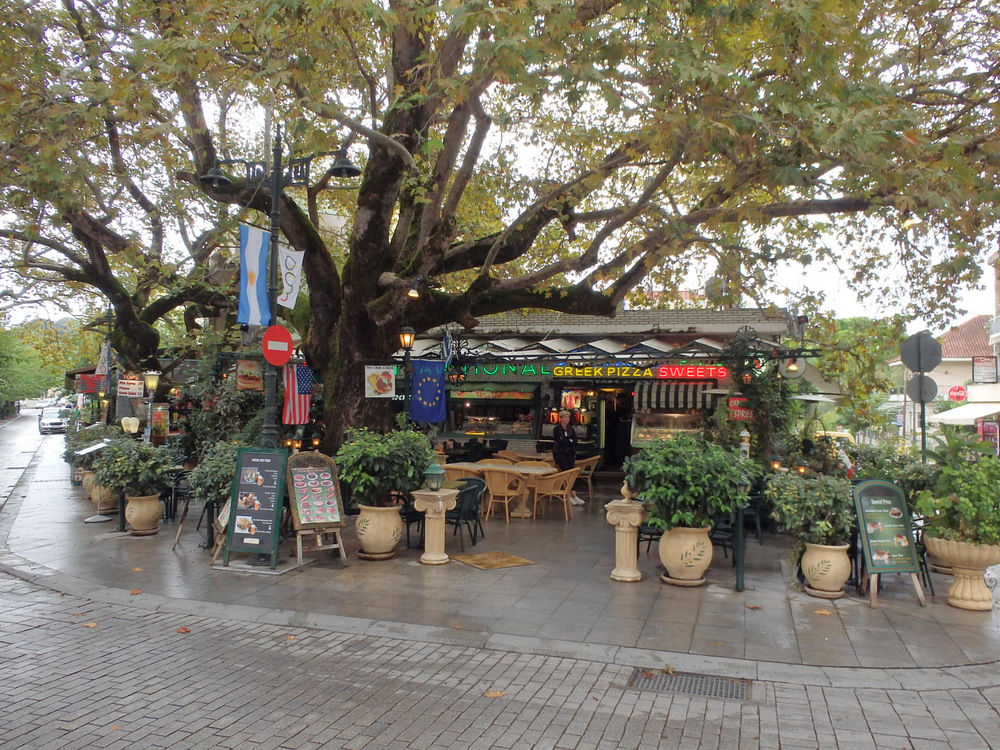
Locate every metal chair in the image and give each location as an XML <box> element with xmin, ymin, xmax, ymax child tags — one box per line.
<box><xmin>446</xmin><ymin>478</ymin><xmax>487</xmax><ymax>551</ymax></box>
<box><xmin>637</xmin><ymin>523</ymin><xmax>663</xmax><ymax>555</ymax></box>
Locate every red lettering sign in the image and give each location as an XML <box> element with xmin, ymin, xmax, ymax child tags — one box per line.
<box><xmin>728</xmin><ymin>396</ymin><xmax>754</xmax><ymax>421</ymax></box>
<box><xmin>656</xmin><ymin>365</ymin><xmax>729</xmax><ymax>380</ymax></box>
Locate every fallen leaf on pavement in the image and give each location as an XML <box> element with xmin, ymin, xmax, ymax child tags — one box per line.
<box><xmin>176</xmin><ymin>627</ymin><xmax>191</xmax><ymax>634</ymax></box>
<box><xmin>483</xmin><ymin>690</ymin><xmax>506</xmax><ymax>698</ymax></box>
<box><xmin>111</xmin><ymin>726</ymin><xmax>122</xmax><ymax>731</ymax></box>
<box><xmin>746</xmin><ymin>604</ymin><xmax>762</xmax><ymax>610</ymax></box>
<box><xmin>662</xmin><ymin>665</ymin><xmax>675</xmax><ymax>675</ymax></box>
<box><xmin>130</xmin><ymin>589</ymin><xmax>143</xmax><ymax>596</ymax></box>
<box><xmin>813</xmin><ymin>609</ymin><xmax>833</xmax><ymax>616</ymax></box>
<box><xmin>132</xmin><ymin>567</ymin><xmax>143</xmax><ymax>572</ymax></box>
<box><xmin>83</xmin><ymin>623</ymin><xmax>98</xmax><ymax>628</ymax></box>
<box><xmin>285</xmin><ymin>635</ymin><xmax>296</xmax><ymax>641</ymax></box>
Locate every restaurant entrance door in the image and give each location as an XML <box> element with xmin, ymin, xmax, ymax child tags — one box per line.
<box><xmin>599</xmin><ymin>389</ymin><xmax>633</xmax><ymax>469</ymax></box>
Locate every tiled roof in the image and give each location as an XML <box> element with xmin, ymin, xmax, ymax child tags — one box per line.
<box><xmin>939</xmin><ymin>315</ymin><xmax>990</xmax><ymax>358</ymax></box>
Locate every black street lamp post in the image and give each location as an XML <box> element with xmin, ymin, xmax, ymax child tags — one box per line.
<box><xmin>201</xmin><ymin>127</ymin><xmax>360</xmax><ymax>448</ymax></box>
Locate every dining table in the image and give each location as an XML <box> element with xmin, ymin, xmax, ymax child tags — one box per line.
<box><xmin>444</xmin><ymin>461</ymin><xmax>556</xmax><ymax>518</ymax></box>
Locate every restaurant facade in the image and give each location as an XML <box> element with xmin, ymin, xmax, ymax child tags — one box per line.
<box><xmin>402</xmin><ymin>308</ymin><xmax>810</xmax><ymax>467</ymax></box>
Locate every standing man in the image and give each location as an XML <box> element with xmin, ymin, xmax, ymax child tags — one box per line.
<box><xmin>552</xmin><ymin>410</ymin><xmax>583</xmax><ymax>506</ymax></box>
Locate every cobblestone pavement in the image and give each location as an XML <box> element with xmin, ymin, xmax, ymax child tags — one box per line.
<box><xmin>3</xmin><ymin>568</ymin><xmax>1000</xmax><ymax>749</ymax></box>
<box><xmin>2</xmin><ymin>414</ymin><xmax>1000</xmax><ymax>748</ymax></box>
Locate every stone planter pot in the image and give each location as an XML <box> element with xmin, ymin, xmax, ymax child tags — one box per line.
<box><xmin>81</xmin><ymin>470</ymin><xmax>97</xmax><ymax>494</ymax></box>
<box><xmin>924</xmin><ymin>537</ymin><xmax>1000</xmax><ymax>610</ymax></box>
<box><xmin>659</xmin><ymin>526</ymin><xmax>713</xmax><ymax>586</ymax></box>
<box><xmin>801</xmin><ymin>542</ymin><xmax>852</xmax><ymax>599</ymax></box>
<box><xmin>125</xmin><ymin>493</ymin><xmax>163</xmax><ymax>536</ymax></box>
<box><xmin>90</xmin><ymin>483</ymin><xmax>119</xmax><ymax>514</ymax></box>
<box><xmin>355</xmin><ymin>505</ymin><xmax>403</xmax><ymax>560</ymax></box>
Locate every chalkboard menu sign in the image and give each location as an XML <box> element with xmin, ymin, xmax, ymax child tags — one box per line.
<box><xmin>287</xmin><ymin>452</ymin><xmax>345</xmax><ymax>530</ymax></box>
<box><xmin>223</xmin><ymin>447</ymin><xmax>289</xmax><ymax>568</ymax></box>
<box><xmin>853</xmin><ymin>479</ymin><xmax>920</xmax><ymax>574</ymax></box>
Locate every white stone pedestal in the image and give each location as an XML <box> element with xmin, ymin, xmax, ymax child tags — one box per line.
<box><xmin>412</xmin><ymin>488</ymin><xmax>459</xmax><ymax>565</ymax></box>
<box><xmin>605</xmin><ymin>494</ymin><xmax>647</xmax><ymax>582</ymax></box>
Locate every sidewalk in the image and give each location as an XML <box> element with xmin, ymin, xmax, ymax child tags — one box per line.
<box><xmin>3</xmin><ymin>435</ymin><xmax>1000</xmax><ymax>749</ymax></box>
<box><xmin>1</xmin><ymin>435</ymin><xmax>999</xmax><ymax>691</ymax></box>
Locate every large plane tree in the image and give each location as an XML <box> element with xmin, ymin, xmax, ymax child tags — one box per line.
<box><xmin>0</xmin><ymin>0</ymin><xmax>996</xmax><ymax>449</ymax></box>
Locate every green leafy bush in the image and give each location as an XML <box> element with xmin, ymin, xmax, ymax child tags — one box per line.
<box><xmin>622</xmin><ymin>434</ymin><xmax>755</xmax><ymax>530</ymax></box>
<box><xmin>92</xmin><ymin>439</ymin><xmax>175</xmax><ymax>497</ymax></box>
<box><xmin>766</xmin><ymin>473</ymin><xmax>855</xmax><ymax>552</ymax></box>
<box><xmin>63</xmin><ymin>424</ymin><xmax>129</xmax><ymax>470</ymax></box>
<box><xmin>187</xmin><ymin>441</ymin><xmax>239</xmax><ymax>506</ymax></box>
<box><xmin>335</xmin><ymin>429</ymin><xmax>435</xmax><ymax>507</ymax></box>
<box><xmin>915</xmin><ymin>454</ymin><xmax>1000</xmax><ymax>545</ymax></box>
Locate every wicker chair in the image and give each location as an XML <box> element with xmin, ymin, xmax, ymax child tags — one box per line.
<box><xmin>574</xmin><ymin>454</ymin><xmax>601</xmax><ymax>501</ymax></box>
<box><xmin>531</xmin><ymin>467</ymin><xmax>581</xmax><ymax>521</ymax></box>
<box><xmin>481</xmin><ymin>468</ymin><xmax>527</xmax><ymax>523</ymax></box>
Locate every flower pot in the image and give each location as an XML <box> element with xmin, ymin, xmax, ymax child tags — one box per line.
<box><xmin>355</xmin><ymin>505</ymin><xmax>403</xmax><ymax>560</ymax></box>
<box><xmin>924</xmin><ymin>537</ymin><xmax>1000</xmax><ymax>611</ymax></box>
<box><xmin>81</xmin><ymin>470</ymin><xmax>97</xmax><ymax>494</ymax></box>
<box><xmin>125</xmin><ymin>493</ymin><xmax>163</xmax><ymax>536</ymax></box>
<box><xmin>801</xmin><ymin>542</ymin><xmax>851</xmax><ymax>599</ymax></box>
<box><xmin>659</xmin><ymin>526</ymin><xmax>713</xmax><ymax>586</ymax></box>
<box><xmin>90</xmin><ymin>483</ymin><xmax>119</xmax><ymax>514</ymax></box>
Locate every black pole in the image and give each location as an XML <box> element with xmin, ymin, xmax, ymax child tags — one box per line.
<box><xmin>261</xmin><ymin>125</ymin><xmax>283</xmax><ymax>450</ymax></box>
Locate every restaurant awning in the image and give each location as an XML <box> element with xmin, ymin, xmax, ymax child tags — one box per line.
<box><xmin>635</xmin><ymin>381</ymin><xmax>713</xmax><ymax>411</ymax></box>
<box><xmin>927</xmin><ymin>402</ymin><xmax>1000</xmax><ymax>425</ymax></box>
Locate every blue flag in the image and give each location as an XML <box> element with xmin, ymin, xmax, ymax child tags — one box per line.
<box><xmin>238</xmin><ymin>224</ymin><xmax>271</xmax><ymax>326</ymax></box>
<box><xmin>408</xmin><ymin>359</ymin><xmax>446</xmax><ymax>423</ymax></box>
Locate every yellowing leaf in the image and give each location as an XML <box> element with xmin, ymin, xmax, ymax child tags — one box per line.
<box><xmin>746</xmin><ymin>604</ymin><xmax>762</xmax><ymax>610</ymax></box>
<box><xmin>662</xmin><ymin>665</ymin><xmax>675</xmax><ymax>675</ymax></box>
<box><xmin>285</xmin><ymin>635</ymin><xmax>296</xmax><ymax>641</ymax></box>
<box><xmin>813</xmin><ymin>609</ymin><xmax>833</xmax><ymax>616</ymax></box>
<box><xmin>176</xmin><ymin>626</ymin><xmax>191</xmax><ymax>633</ymax></box>
<box><xmin>483</xmin><ymin>690</ymin><xmax>506</xmax><ymax>698</ymax></box>
<box><xmin>83</xmin><ymin>623</ymin><xmax>98</xmax><ymax>628</ymax></box>
<box><xmin>111</xmin><ymin>725</ymin><xmax>123</xmax><ymax>731</ymax></box>
<box><xmin>130</xmin><ymin>589</ymin><xmax>143</xmax><ymax>596</ymax></box>
<box><xmin>132</xmin><ymin>568</ymin><xmax>144</xmax><ymax>572</ymax></box>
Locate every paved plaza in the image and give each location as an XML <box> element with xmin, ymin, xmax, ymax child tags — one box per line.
<box><xmin>1</xmin><ymin>413</ymin><xmax>999</xmax><ymax>748</ymax></box>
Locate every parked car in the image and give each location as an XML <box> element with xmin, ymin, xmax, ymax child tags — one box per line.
<box><xmin>38</xmin><ymin>407</ymin><xmax>71</xmax><ymax>434</ymax></box>
<box><xmin>35</xmin><ymin>398</ymin><xmax>56</xmax><ymax>409</ymax></box>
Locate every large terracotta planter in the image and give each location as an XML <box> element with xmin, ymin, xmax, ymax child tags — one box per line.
<box><xmin>125</xmin><ymin>493</ymin><xmax>163</xmax><ymax>536</ymax></box>
<box><xmin>659</xmin><ymin>526</ymin><xmax>713</xmax><ymax>586</ymax></box>
<box><xmin>90</xmin><ymin>483</ymin><xmax>119</xmax><ymax>514</ymax></box>
<box><xmin>81</xmin><ymin>470</ymin><xmax>97</xmax><ymax>494</ymax></box>
<box><xmin>924</xmin><ymin>537</ymin><xmax>1000</xmax><ymax>610</ymax></box>
<box><xmin>801</xmin><ymin>542</ymin><xmax>851</xmax><ymax>599</ymax></box>
<box><xmin>355</xmin><ymin>505</ymin><xmax>402</xmax><ymax>560</ymax></box>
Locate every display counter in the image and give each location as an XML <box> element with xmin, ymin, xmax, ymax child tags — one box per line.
<box><xmin>631</xmin><ymin>412</ymin><xmax>702</xmax><ymax>445</ymax></box>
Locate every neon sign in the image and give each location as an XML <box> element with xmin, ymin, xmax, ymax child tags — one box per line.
<box><xmin>461</xmin><ymin>362</ymin><xmax>729</xmax><ymax>380</ymax></box>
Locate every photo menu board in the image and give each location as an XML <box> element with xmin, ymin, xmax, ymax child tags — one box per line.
<box><xmin>223</xmin><ymin>447</ymin><xmax>288</xmax><ymax>565</ymax></box>
<box><xmin>287</xmin><ymin>452</ymin><xmax>345</xmax><ymax>530</ymax></box>
<box><xmin>853</xmin><ymin>479</ymin><xmax>920</xmax><ymax>574</ymax></box>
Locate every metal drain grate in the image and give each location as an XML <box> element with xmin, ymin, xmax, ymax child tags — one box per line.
<box><xmin>627</xmin><ymin>667</ymin><xmax>752</xmax><ymax>701</ymax></box>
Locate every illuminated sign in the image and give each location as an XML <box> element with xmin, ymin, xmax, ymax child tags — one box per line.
<box><xmin>461</xmin><ymin>362</ymin><xmax>729</xmax><ymax>380</ymax></box>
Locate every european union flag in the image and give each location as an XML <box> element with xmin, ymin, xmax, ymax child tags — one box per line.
<box><xmin>409</xmin><ymin>359</ymin><xmax>446</xmax><ymax>423</ymax></box>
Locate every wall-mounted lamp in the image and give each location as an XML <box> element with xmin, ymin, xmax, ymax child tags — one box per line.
<box><xmin>407</xmin><ymin>280</ymin><xmax>421</xmax><ymax>299</ymax></box>
<box><xmin>741</xmin><ymin>372</ymin><xmax>753</xmax><ymax>386</ymax></box>
<box><xmin>786</xmin><ymin>357</ymin><xmax>799</xmax><ymax>372</ymax></box>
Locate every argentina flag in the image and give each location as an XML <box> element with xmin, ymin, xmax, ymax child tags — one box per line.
<box><xmin>238</xmin><ymin>224</ymin><xmax>271</xmax><ymax>326</ymax></box>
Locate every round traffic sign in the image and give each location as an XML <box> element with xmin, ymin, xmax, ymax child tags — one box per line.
<box><xmin>262</xmin><ymin>325</ymin><xmax>294</xmax><ymax>366</ymax></box>
<box><xmin>949</xmin><ymin>385</ymin><xmax>967</xmax><ymax>402</ymax></box>
<box><xmin>905</xmin><ymin>373</ymin><xmax>938</xmax><ymax>404</ymax></box>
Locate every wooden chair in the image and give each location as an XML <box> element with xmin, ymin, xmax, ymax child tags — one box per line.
<box><xmin>574</xmin><ymin>454</ymin><xmax>601</xmax><ymax>501</ymax></box>
<box><xmin>477</xmin><ymin>458</ymin><xmax>513</xmax><ymax>466</ymax></box>
<box><xmin>481</xmin><ymin>468</ymin><xmax>527</xmax><ymax>523</ymax></box>
<box><xmin>531</xmin><ymin>467</ymin><xmax>581</xmax><ymax>521</ymax></box>
<box><xmin>495</xmin><ymin>450</ymin><xmax>521</xmax><ymax>463</ymax></box>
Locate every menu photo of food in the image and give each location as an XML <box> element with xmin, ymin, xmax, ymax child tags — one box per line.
<box><xmin>235</xmin><ymin>515</ymin><xmax>258</xmax><ymax>535</ymax></box>
<box><xmin>237</xmin><ymin>491</ymin><xmax>260</xmax><ymax>510</ymax></box>
<box><xmin>889</xmin><ymin>507</ymin><xmax>904</xmax><ymax>519</ymax></box>
<box><xmin>872</xmin><ymin>548</ymin><xmax>892</xmax><ymax>564</ymax></box>
<box><xmin>364</xmin><ymin>365</ymin><xmax>395</xmax><ymax>398</ymax></box>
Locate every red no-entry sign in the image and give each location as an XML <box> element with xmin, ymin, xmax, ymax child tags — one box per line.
<box><xmin>262</xmin><ymin>325</ymin><xmax>294</xmax><ymax>366</ymax></box>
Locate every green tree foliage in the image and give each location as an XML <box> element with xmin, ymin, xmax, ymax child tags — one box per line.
<box><xmin>0</xmin><ymin>0</ymin><xmax>997</xmax><ymax>449</ymax></box>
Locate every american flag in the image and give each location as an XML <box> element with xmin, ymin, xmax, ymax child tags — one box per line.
<box><xmin>282</xmin><ymin>365</ymin><xmax>314</xmax><ymax>424</ymax></box>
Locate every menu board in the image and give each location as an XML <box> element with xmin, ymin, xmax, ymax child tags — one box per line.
<box><xmin>223</xmin><ymin>447</ymin><xmax>289</xmax><ymax>565</ymax></box>
<box><xmin>287</xmin><ymin>452</ymin><xmax>345</xmax><ymax>530</ymax></box>
<box><xmin>853</xmin><ymin>479</ymin><xmax>920</xmax><ymax>574</ymax></box>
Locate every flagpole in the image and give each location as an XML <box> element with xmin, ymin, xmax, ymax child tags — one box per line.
<box><xmin>261</xmin><ymin>125</ymin><xmax>283</xmax><ymax>449</ymax></box>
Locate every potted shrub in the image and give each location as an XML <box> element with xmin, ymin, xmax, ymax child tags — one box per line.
<box><xmin>335</xmin><ymin>428</ymin><xmax>435</xmax><ymax>559</ymax></box>
<box><xmin>915</xmin><ymin>451</ymin><xmax>1000</xmax><ymax>610</ymax></box>
<box><xmin>766</xmin><ymin>473</ymin><xmax>855</xmax><ymax>598</ymax></box>
<box><xmin>622</xmin><ymin>434</ymin><xmax>752</xmax><ymax>586</ymax></box>
<box><xmin>64</xmin><ymin>425</ymin><xmax>130</xmax><ymax>511</ymax></box>
<box><xmin>187</xmin><ymin>441</ymin><xmax>239</xmax><ymax>507</ymax></box>
<box><xmin>92</xmin><ymin>439</ymin><xmax>175</xmax><ymax>535</ymax></box>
